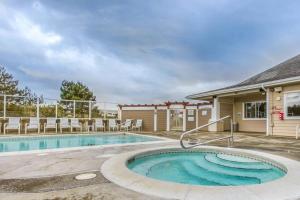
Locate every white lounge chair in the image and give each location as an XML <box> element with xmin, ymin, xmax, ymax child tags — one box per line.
<box><xmin>132</xmin><ymin>119</ymin><xmax>143</xmax><ymax>131</ymax></box>
<box><xmin>108</xmin><ymin>119</ymin><xmax>118</xmax><ymax>131</ymax></box>
<box><xmin>94</xmin><ymin>118</ymin><xmax>105</xmax><ymax>132</ymax></box>
<box><xmin>25</xmin><ymin>117</ymin><xmax>40</xmax><ymax>134</ymax></box>
<box><xmin>44</xmin><ymin>118</ymin><xmax>58</xmax><ymax>133</ymax></box>
<box><xmin>120</xmin><ymin>119</ymin><xmax>132</xmax><ymax>132</ymax></box>
<box><xmin>60</xmin><ymin>118</ymin><xmax>71</xmax><ymax>133</ymax></box>
<box><xmin>71</xmin><ymin>118</ymin><xmax>82</xmax><ymax>132</ymax></box>
<box><xmin>4</xmin><ymin>117</ymin><xmax>21</xmax><ymax>134</ymax></box>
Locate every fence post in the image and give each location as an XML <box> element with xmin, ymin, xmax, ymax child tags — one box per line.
<box><xmin>37</xmin><ymin>97</ymin><xmax>40</xmax><ymax>119</ymax></box>
<box><xmin>55</xmin><ymin>101</ymin><xmax>58</xmax><ymax>119</ymax></box>
<box><xmin>89</xmin><ymin>101</ymin><xmax>92</xmax><ymax>120</ymax></box>
<box><xmin>104</xmin><ymin>102</ymin><xmax>107</xmax><ymax>120</ymax></box>
<box><xmin>73</xmin><ymin>100</ymin><xmax>76</xmax><ymax>118</ymax></box>
<box><xmin>3</xmin><ymin>95</ymin><xmax>6</xmax><ymax>119</ymax></box>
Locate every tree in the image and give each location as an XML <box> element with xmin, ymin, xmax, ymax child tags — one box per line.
<box><xmin>0</xmin><ymin>65</ymin><xmax>40</xmax><ymax>117</ymax></box>
<box><xmin>60</xmin><ymin>80</ymin><xmax>96</xmax><ymax>101</ymax></box>
<box><xmin>60</xmin><ymin>80</ymin><xmax>96</xmax><ymax>118</ymax></box>
<box><xmin>0</xmin><ymin>66</ymin><xmax>39</xmax><ymax>101</ymax></box>
<box><xmin>0</xmin><ymin>65</ymin><xmax>19</xmax><ymax>95</ymax></box>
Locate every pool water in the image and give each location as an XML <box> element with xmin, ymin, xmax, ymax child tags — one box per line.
<box><xmin>0</xmin><ymin>134</ymin><xmax>159</xmax><ymax>153</ymax></box>
<box><xmin>127</xmin><ymin>151</ymin><xmax>286</xmax><ymax>186</ymax></box>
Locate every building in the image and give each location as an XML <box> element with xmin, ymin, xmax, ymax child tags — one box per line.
<box><xmin>187</xmin><ymin>54</ymin><xmax>300</xmax><ymax>137</ymax></box>
<box><xmin>118</xmin><ymin>102</ymin><xmax>211</xmax><ymax>132</ymax></box>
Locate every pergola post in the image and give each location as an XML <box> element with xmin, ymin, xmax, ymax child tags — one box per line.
<box><xmin>166</xmin><ymin>109</ymin><xmax>170</xmax><ymax>131</ymax></box>
<box><xmin>182</xmin><ymin>108</ymin><xmax>187</xmax><ymax>132</ymax></box>
<box><xmin>154</xmin><ymin>107</ymin><xmax>157</xmax><ymax>132</ymax></box>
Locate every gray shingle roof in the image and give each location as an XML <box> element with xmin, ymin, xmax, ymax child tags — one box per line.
<box><xmin>187</xmin><ymin>54</ymin><xmax>300</xmax><ymax>99</ymax></box>
<box><xmin>231</xmin><ymin>54</ymin><xmax>300</xmax><ymax>87</ymax></box>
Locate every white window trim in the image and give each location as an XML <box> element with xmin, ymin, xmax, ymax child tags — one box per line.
<box><xmin>242</xmin><ymin>101</ymin><xmax>267</xmax><ymax>121</ymax></box>
<box><xmin>284</xmin><ymin>90</ymin><xmax>300</xmax><ymax>120</ymax></box>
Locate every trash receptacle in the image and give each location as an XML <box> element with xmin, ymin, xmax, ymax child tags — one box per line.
<box><xmin>233</xmin><ymin>123</ymin><xmax>239</xmax><ymax>132</ymax></box>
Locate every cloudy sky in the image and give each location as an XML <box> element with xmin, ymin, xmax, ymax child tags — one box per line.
<box><xmin>1</xmin><ymin>0</ymin><xmax>300</xmax><ymax>104</ymax></box>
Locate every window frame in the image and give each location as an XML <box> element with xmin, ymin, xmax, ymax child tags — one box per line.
<box><xmin>284</xmin><ymin>90</ymin><xmax>300</xmax><ymax>120</ymax></box>
<box><xmin>242</xmin><ymin>101</ymin><xmax>267</xmax><ymax>120</ymax></box>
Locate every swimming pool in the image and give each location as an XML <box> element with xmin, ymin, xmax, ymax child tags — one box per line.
<box><xmin>0</xmin><ymin>133</ymin><xmax>160</xmax><ymax>153</ymax></box>
<box><xmin>127</xmin><ymin>150</ymin><xmax>286</xmax><ymax>186</ymax></box>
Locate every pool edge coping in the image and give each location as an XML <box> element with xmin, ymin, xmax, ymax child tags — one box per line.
<box><xmin>101</xmin><ymin>146</ymin><xmax>300</xmax><ymax>200</ymax></box>
<box><xmin>0</xmin><ymin>132</ymin><xmax>176</xmax><ymax>156</ymax></box>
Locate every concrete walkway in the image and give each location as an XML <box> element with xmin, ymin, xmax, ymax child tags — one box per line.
<box><xmin>0</xmin><ymin>132</ymin><xmax>300</xmax><ymax>200</ymax></box>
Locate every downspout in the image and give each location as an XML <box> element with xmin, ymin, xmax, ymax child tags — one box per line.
<box><xmin>261</xmin><ymin>84</ymin><xmax>267</xmax><ymax>93</ymax></box>
<box><xmin>261</xmin><ymin>84</ymin><xmax>270</xmax><ymax>136</ymax></box>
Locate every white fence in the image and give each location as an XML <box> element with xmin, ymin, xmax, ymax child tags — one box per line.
<box><xmin>0</xmin><ymin>95</ymin><xmax>119</xmax><ymax>119</ymax></box>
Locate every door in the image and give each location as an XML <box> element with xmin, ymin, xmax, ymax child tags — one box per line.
<box><xmin>170</xmin><ymin>109</ymin><xmax>183</xmax><ymax>131</ymax></box>
<box><xmin>220</xmin><ymin>103</ymin><xmax>233</xmax><ymax>131</ymax></box>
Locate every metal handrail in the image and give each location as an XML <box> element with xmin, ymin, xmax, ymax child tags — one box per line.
<box><xmin>180</xmin><ymin>115</ymin><xmax>234</xmax><ymax>149</ymax></box>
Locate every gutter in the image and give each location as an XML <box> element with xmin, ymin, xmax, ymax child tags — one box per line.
<box><xmin>261</xmin><ymin>84</ymin><xmax>267</xmax><ymax>92</ymax></box>
<box><xmin>187</xmin><ymin>75</ymin><xmax>300</xmax><ymax>99</ymax></box>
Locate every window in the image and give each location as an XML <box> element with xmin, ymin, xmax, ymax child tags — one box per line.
<box><xmin>285</xmin><ymin>92</ymin><xmax>300</xmax><ymax>118</ymax></box>
<box><xmin>244</xmin><ymin>101</ymin><xmax>266</xmax><ymax>119</ymax></box>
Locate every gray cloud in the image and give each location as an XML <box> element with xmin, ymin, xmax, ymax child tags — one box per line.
<box><xmin>1</xmin><ymin>0</ymin><xmax>300</xmax><ymax>104</ymax></box>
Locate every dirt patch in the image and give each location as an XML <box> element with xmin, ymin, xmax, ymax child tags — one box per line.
<box><xmin>0</xmin><ymin>171</ymin><xmax>109</xmax><ymax>193</ymax></box>
<box><xmin>44</xmin><ymin>193</ymin><xmax>96</xmax><ymax>200</ymax></box>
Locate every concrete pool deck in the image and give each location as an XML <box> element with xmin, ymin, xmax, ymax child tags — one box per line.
<box><xmin>0</xmin><ymin>132</ymin><xmax>300</xmax><ymax>200</ymax></box>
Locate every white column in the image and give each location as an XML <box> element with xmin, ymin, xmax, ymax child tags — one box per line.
<box><xmin>208</xmin><ymin>97</ymin><xmax>220</xmax><ymax>132</ymax></box>
<box><xmin>266</xmin><ymin>88</ymin><xmax>272</xmax><ymax>136</ymax></box>
<box><xmin>118</xmin><ymin>107</ymin><xmax>122</xmax><ymax>121</ymax></box>
<box><xmin>195</xmin><ymin>108</ymin><xmax>199</xmax><ymax>128</ymax></box>
<box><xmin>154</xmin><ymin>109</ymin><xmax>157</xmax><ymax>132</ymax></box>
<box><xmin>183</xmin><ymin>109</ymin><xmax>187</xmax><ymax>131</ymax></box>
<box><xmin>166</xmin><ymin>109</ymin><xmax>170</xmax><ymax>131</ymax></box>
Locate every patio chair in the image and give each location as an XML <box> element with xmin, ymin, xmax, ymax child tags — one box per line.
<box><xmin>25</xmin><ymin>117</ymin><xmax>40</xmax><ymax>134</ymax></box>
<box><xmin>132</xmin><ymin>119</ymin><xmax>143</xmax><ymax>132</ymax></box>
<box><xmin>70</xmin><ymin>118</ymin><xmax>82</xmax><ymax>132</ymax></box>
<box><xmin>94</xmin><ymin>118</ymin><xmax>105</xmax><ymax>132</ymax></box>
<box><xmin>120</xmin><ymin>119</ymin><xmax>132</xmax><ymax>132</ymax></box>
<box><xmin>4</xmin><ymin>117</ymin><xmax>21</xmax><ymax>135</ymax></box>
<box><xmin>108</xmin><ymin>119</ymin><xmax>118</xmax><ymax>131</ymax></box>
<box><xmin>44</xmin><ymin>118</ymin><xmax>58</xmax><ymax>133</ymax></box>
<box><xmin>60</xmin><ymin>118</ymin><xmax>71</xmax><ymax>133</ymax></box>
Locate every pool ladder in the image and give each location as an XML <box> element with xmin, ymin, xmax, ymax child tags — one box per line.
<box><xmin>180</xmin><ymin>115</ymin><xmax>234</xmax><ymax>149</ymax></box>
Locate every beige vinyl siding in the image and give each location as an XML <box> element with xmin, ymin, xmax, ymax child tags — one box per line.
<box><xmin>234</xmin><ymin>94</ymin><xmax>266</xmax><ymax>133</ymax></box>
<box><xmin>121</xmin><ymin>110</ymin><xmax>154</xmax><ymax>132</ymax></box>
<box><xmin>157</xmin><ymin>110</ymin><xmax>167</xmax><ymax>131</ymax></box>
<box><xmin>198</xmin><ymin>109</ymin><xmax>211</xmax><ymax>131</ymax></box>
<box><xmin>271</xmin><ymin>84</ymin><xmax>300</xmax><ymax>137</ymax></box>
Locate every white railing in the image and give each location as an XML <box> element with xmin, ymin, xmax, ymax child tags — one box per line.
<box><xmin>0</xmin><ymin>94</ymin><xmax>119</xmax><ymax>119</ymax></box>
<box><xmin>180</xmin><ymin>115</ymin><xmax>234</xmax><ymax>149</ymax></box>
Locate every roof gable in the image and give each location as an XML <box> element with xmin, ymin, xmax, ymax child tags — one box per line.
<box><xmin>187</xmin><ymin>54</ymin><xmax>300</xmax><ymax>99</ymax></box>
<box><xmin>234</xmin><ymin>54</ymin><xmax>300</xmax><ymax>87</ymax></box>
